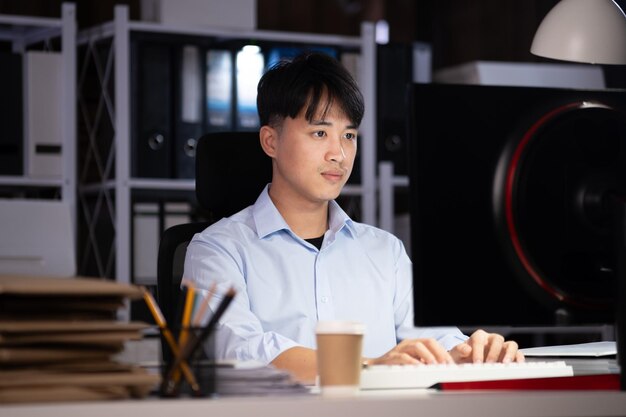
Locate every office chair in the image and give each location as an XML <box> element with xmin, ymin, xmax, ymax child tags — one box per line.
<box><xmin>156</xmin><ymin>131</ymin><xmax>272</xmax><ymax>361</ymax></box>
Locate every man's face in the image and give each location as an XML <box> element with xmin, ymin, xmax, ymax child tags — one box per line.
<box><xmin>265</xmin><ymin>102</ymin><xmax>358</xmax><ymax>208</ymax></box>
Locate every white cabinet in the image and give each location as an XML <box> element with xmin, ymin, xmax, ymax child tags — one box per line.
<box><xmin>0</xmin><ymin>3</ymin><xmax>77</xmax><ymax>260</ymax></box>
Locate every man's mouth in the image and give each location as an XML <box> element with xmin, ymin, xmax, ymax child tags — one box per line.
<box><xmin>321</xmin><ymin>170</ymin><xmax>344</xmax><ymax>181</ymax></box>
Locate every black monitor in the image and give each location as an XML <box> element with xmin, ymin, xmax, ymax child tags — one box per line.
<box><xmin>407</xmin><ymin>83</ymin><xmax>626</xmax><ymax>328</ymax></box>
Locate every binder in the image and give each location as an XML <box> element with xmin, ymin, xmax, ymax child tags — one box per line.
<box><xmin>205</xmin><ymin>49</ymin><xmax>234</xmax><ymax>132</ymax></box>
<box><xmin>24</xmin><ymin>51</ymin><xmax>63</xmax><ymax>178</ymax></box>
<box><xmin>132</xmin><ymin>202</ymin><xmax>160</xmax><ymax>285</ymax></box>
<box><xmin>376</xmin><ymin>43</ymin><xmax>413</xmax><ymax>177</ymax></box>
<box><xmin>265</xmin><ymin>45</ymin><xmax>338</xmax><ymax>68</ymax></box>
<box><xmin>235</xmin><ymin>46</ymin><xmax>264</xmax><ymax>131</ymax></box>
<box><xmin>174</xmin><ymin>45</ymin><xmax>203</xmax><ymax>179</ymax></box>
<box><xmin>132</xmin><ymin>201</ymin><xmax>191</xmax><ymax>285</ymax></box>
<box><xmin>132</xmin><ymin>42</ymin><xmax>173</xmax><ymax>178</ymax></box>
<box><xmin>0</xmin><ymin>52</ymin><xmax>23</xmax><ymax>176</ymax></box>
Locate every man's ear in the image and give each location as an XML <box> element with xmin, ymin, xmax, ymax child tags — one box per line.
<box><xmin>259</xmin><ymin>125</ymin><xmax>278</xmax><ymax>158</ymax></box>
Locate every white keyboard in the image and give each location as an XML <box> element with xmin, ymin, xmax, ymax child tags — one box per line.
<box><xmin>360</xmin><ymin>361</ymin><xmax>573</xmax><ymax>390</ymax></box>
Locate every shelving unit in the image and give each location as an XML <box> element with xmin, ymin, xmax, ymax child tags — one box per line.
<box><xmin>76</xmin><ymin>5</ymin><xmax>379</xmax><ymax>307</ymax></box>
<box><xmin>0</xmin><ymin>3</ymin><xmax>77</xmax><ymax>243</ymax></box>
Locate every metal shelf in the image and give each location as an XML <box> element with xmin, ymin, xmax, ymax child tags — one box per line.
<box><xmin>0</xmin><ymin>14</ymin><xmax>62</xmax><ymax>45</ymax></box>
<box><xmin>78</xmin><ymin>19</ymin><xmax>361</xmax><ymax>48</ymax></box>
<box><xmin>77</xmin><ymin>5</ymin><xmax>379</xmax><ymax>310</ymax></box>
<box><xmin>0</xmin><ymin>176</ymin><xmax>65</xmax><ymax>187</ymax></box>
<box><xmin>0</xmin><ymin>13</ymin><xmax>62</xmax><ymax>28</ymax></box>
<box><xmin>128</xmin><ymin>178</ymin><xmax>196</xmax><ymax>191</ymax></box>
<box><xmin>0</xmin><ymin>3</ymin><xmax>77</xmax><ymax>250</ymax></box>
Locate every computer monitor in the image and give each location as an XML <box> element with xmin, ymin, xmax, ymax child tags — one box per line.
<box><xmin>407</xmin><ymin>83</ymin><xmax>626</xmax><ymax>328</ymax></box>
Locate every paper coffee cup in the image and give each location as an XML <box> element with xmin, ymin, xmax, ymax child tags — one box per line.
<box><xmin>315</xmin><ymin>321</ymin><xmax>365</xmax><ymax>396</ymax></box>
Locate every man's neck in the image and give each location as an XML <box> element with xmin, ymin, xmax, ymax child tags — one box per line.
<box><xmin>268</xmin><ymin>191</ymin><xmax>329</xmax><ymax>239</ymax></box>
<box><xmin>287</xmin><ymin>209</ymin><xmax>328</xmax><ymax>239</ymax></box>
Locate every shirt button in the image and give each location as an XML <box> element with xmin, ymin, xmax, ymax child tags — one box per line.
<box><xmin>321</xmin><ymin>296</ymin><xmax>329</xmax><ymax>303</ymax></box>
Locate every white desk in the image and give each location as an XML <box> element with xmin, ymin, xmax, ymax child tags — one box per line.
<box><xmin>4</xmin><ymin>390</ymin><xmax>626</xmax><ymax>417</ymax></box>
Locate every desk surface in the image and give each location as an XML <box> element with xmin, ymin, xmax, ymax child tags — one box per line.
<box><xmin>4</xmin><ymin>390</ymin><xmax>626</xmax><ymax>417</ymax></box>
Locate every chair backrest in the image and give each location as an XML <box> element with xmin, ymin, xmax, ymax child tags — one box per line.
<box><xmin>157</xmin><ymin>131</ymin><xmax>272</xmax><ymax>362</ymax></box>
<box><xmin>157</xmin><ymin>220</ymin><xmax>211</xmax><ymax>339</ymax></box>
<box><xmin>196</xmin><ymin>131</ymin><xmax>272</xmax><ymax>220</ymax></box>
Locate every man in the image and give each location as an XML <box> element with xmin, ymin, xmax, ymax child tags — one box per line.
<box><xmin>183</xmin><ymin>52</ymin><xmax>523</xmax><ymax>384</ymax></box>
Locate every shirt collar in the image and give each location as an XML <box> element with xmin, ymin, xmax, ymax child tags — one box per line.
<box><xmin>252</xmin><ymin>185</ymin><xmax>290</xmax><ymax>239</ymax></box>
<box><xmin>252</xmin><ymin>184</ymin><xmax>355</xmax><ymax>240</ymax></box>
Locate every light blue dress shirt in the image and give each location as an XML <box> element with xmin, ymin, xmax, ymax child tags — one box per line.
<box><xmin>183</xmin><ymin>185</ymin><xmax>467</xmax><ymax>364</ymax></box>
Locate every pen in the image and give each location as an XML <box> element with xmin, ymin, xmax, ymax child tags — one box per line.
<box><xmin>162</xmin><ymin>286</ymin><xmax>236</xmax><ymax>396</ymax></box>
<box><xmin>140</xmin><ymin>287</ymin><xmax>201</xmax><ymax>395</ymax></box>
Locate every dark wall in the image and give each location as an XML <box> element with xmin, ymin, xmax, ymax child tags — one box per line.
<box><xmin>256</xmin><ymin>0</ymin><xmax>416</xmax><ymax>42</ymax></box>
<box><xmin>416</xmin><ymin>0</ymin><xmax>559</xmax><ymax>70</ymax></box>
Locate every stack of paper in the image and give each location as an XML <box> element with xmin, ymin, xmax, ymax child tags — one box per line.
<box><xmin>560</xmin><ymin>358</ymin><xmax>620</xmax><ymax>376</ymax></box>
<box><xmin>211</xmin><ymin>361</ymin><xmax>310</xmax><ymax>396</ymax></box>
<box><xmin>521</xmin><ymin>341</ymin><xmax>620</xmax><ymax>376</ymax></box>
<box><xmin>520</xmin><ymin>341</ymin><xmax>617</xmax><ymax>358</ymax></box>
<box><xmin>0</xmin><ymin>275</ymin><xmax>161</xmax><ymax>403</ymax></box>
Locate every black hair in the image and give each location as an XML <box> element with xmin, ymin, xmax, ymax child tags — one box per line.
<box><xmin>256</xmin><ymin>52</ymin><xmax>364</xmax><ymax>128</ymax></box>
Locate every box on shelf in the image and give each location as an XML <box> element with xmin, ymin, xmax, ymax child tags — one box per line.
<box><xmin>0</xmin><ymin>199</ymin><xmax>74</xmax><ymax>277</ymax></box>
<box><xmin>141</xmin><ymin>0</ymin><xmax>256</xmax><ymax>30</ymax></box>
<box><xmin>434</xmin><ymin>60</ymin><xmax>606</xmax><ymax>89</ymax></box>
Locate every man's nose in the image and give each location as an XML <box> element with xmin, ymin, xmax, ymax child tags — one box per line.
<box><xmin>327</xmin><ymin>136</ymin><xmax>345</xmax><ymax>163</ymax></box>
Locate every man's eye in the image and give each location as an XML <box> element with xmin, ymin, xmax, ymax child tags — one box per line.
<box><xmin>314</xmin><ymin>131</ymin><xmax>326</xmax><ymax>138</ymax></box>
<box><xmin>344</xmin><ymin>132</ymin><xmax>357</xmax><ymax>140</ymax></box>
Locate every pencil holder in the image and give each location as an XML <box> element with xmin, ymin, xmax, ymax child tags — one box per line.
<box><xmin>158</xmin><ymin>326</ymin><xmax>216</xmax><ymax>398</ymax></box>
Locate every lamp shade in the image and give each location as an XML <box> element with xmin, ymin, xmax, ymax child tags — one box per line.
<box><xmin>531</xmin><ymin>0</ymin><xmax>626</xmax><ymax>65</ymax></box>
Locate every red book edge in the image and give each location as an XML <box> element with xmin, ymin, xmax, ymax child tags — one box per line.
<box><xmin>438</xmin><ymin>374</ymin><xmax>620</xmax><ymax>391</ymax></box>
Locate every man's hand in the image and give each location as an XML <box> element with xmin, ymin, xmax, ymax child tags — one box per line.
<box><xmin>449</xmin><ymin>329</ymin><xmax>525</xmax><ymax>364</ymax></box>
<box><xmin>365</xmin><ymin>331</ymin><xmax>524</xmax><ymax>367</ymax></box>
<box><xmin>366</xmin><ymin>338</ymin><xmax>455</xmax><ymax>366</ymax></box>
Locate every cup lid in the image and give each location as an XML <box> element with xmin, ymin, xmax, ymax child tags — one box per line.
<box><xmin>315</xmin><ymin>320</ymin><xmax>365</xmax><ymax>334</ymax></box>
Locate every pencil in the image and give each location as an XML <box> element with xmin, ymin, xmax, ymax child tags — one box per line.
<box><xmin>192</xmin><ymin>281</ymin><xmax>218</xmax><ymax>327</ymax></box>
<box><xmin>140</xmin><ymin>287</ymin><xmax>201</xmax><ymax>395</ymax></box>
<box><xmin>163</xmin><ymin>286</ymin><xmax>237</xmax><ymax>396</ymax></box>
<box><xmin>178</xmin><ymin>285</ymin><xmax>196</xmax><ymax>352</ymax></box>
<box><xmin>170</xmin><ymin>285</ymin><xmax>196</xmax><ymax>387</ymax></box>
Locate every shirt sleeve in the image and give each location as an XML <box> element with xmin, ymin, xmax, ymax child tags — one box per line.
<box><xmin>392</xmin><ymin>239</ymin><xmax>468</xmax><ymax>351</ymax></box>
<box><xmin>182</xmin><ymin>226</ymin><xmax>301</xmax><ymax>365</ymax></box>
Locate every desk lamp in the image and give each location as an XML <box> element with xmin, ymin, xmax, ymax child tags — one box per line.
<box><xmin>530</xmin><ymin>0</ymin><xmax>626</xmax><ymax>390</ymax></box>
<box><xmin>531</xmin><ymin>0</ymin><xmax>626</xmax><ymax>65</ymax></box>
